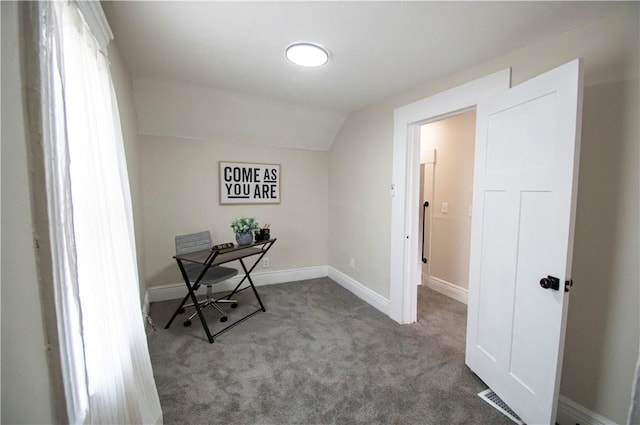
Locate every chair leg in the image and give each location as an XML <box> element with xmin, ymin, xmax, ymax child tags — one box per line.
<box><xmin>184</xmin><ymin>285</ymin><xmax>237</xmax><ymax>324</ymax></box>
<box><xmin>183</xmin><ymin>300</ymin><xmax>200</xmax><ymax>309</ymax></box>
<box><xmin>186</xmin><ymin>298</ymin><xmax>228</xmax><ymax>322</ymax></box>
<box><xmin>215</xmin><ymin>299</ymin><xmax>238</xmax><ymax>308</ymax></box>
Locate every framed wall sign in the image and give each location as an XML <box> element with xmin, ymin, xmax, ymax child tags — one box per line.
<box><xmin>219</xmin><ymin>161</ymin><xmax>281</xmax><ymax>205</ymax></box>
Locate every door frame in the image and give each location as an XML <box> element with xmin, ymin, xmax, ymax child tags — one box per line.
<box><xmin>389</xmin><ymin>69</ymin><xmax>511</xmax><ymax>324</ymax></box>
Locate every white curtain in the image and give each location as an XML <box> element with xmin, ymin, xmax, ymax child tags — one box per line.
<box><xmin>630</xmin><ymin>349</ymin><xmax>640</xmax><ymax>424</ymax></box>
<box><xmin>37</xmin><ymin>1</ymin><xmax>162</xmax><ymax>423</ymax></box>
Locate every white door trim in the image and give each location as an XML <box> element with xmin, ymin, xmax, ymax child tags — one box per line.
<box><xmin>389</xmin><ymin>69</ymin><xmax>511</xmax><ymax>324</ymax></box>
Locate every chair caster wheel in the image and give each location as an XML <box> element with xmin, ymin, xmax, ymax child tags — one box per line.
<box><xmin>178</xmin><ymin>308</ymin><xmax>185</xmax><ymax>314</ymax></box>
<box><xmin>220</xmin><ymin>316</ymin><xmax>228</xmax><ymax>323</ymax></box>
<box><xmin>231</xmin><ymin>303</ymin><xmax>238</xmax><ymax>308</ymax></box>
<box><xmin>183</xmin><ymin>320</ymin><xmax>192</xmax><ymax>327</ymax></box>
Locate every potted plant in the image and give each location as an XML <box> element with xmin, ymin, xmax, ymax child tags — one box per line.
<box><xmin>231</xmin><ymin>216</ymin><xmax>260</xmax><ymax>246</ymax></box>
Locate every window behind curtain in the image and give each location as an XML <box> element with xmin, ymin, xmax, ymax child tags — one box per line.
<box><xmin>36</xmin><ymin>2</ymin><xmax>162</xmax><ymax>423</ymax></box>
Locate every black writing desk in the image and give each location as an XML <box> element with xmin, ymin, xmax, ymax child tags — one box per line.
<box><xmin>165</xmin><ymin>238</ymin><xmax>276</xmax><ymax>343</ymax></box>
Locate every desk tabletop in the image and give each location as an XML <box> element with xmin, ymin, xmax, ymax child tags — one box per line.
<box><xmin>174</xmin><ymin>238</ymin><xmax>276</xmax><ymax>266</ymax></box>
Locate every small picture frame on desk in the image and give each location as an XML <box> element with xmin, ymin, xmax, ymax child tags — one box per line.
<box><xmin>219</xmin><ymin>161</ymin><xmax>281</xmax><ymax>205</ymax></box>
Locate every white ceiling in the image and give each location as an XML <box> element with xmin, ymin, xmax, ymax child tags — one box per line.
<box><xmin>104</xmin><ymin>1</ymin><xmax>624</xmax><ymax>114</ymax></box>
<box><xmin>105</xmin><ymin>1</ymin><xmax>616</xmax><ymax>111</ymax></box>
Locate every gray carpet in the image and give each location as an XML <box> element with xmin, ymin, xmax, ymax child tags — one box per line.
<box><xmin>147</xmin><ymin>278</ymin><xmax>511</xmax><ymax>425</ymax></box>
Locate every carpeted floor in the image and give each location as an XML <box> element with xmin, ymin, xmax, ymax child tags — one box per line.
<box><xmin>147</xmin><ymin>278</ymin><xmax>511</xmax><ymax>425</ymax></box>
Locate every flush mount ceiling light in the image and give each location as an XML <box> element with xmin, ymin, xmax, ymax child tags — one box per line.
<box><xmin>285</xmin><ymin>42</ymin><xmax>329</xmax><ymax>67</ymax></box>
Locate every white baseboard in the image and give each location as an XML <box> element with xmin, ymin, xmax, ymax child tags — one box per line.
<box><xmin>556</xmin><ymin>395</ymin><xmax>616</xmax><ymax>425</ymax></box>
<box><xmin>147</xmin><ymin>266</ymin><xmax>328</xmax><ymax>302</ymax></box>
<box><xmin>423</xmin><ymin>275</ymin><xmax>468</xmax><ymax>305</ymax></box>
<box><xmin>328</xmin><ymin>266</ymin><xmax>390</xmax><ymax>316</ymax></box>
<box><xmin>147</xmin><ymin>265</ymin><xmax>391</xmax><ymax>319</ymax></box>
<box><xmin>147</xmin><ymin>265</ymin><xmax>390</xmax><ymax>318</ymax></box>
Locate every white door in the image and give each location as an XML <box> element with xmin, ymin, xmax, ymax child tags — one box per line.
<box><xmin>465</xmin><ymin>59</ymin><xmax>583</xmax><ymax>425</ymax></box>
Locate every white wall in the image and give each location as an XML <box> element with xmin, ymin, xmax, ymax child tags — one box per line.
<box><xmin>328</xmin><ymin>6</ymin><xmax>638</xmax><ymax>423</ymax></box>
<box><xmin>561</xmin><ymin>78</ymin><xmax>639</xmax><ymax>422</ymax></box>
<box><xmin>328</xmin><ymin>106</ymin><xmax>393</xmax><ymax>298</ymax></box>
<box><xmin>1</xmin><ymin>2</ymin><xmax>57</xmax><ymax>423</ymax></box>
<box><xmin>420</xmin><ymin>111</ymin><xmax>475</xmax><ymax>290</ymax></box>
<box><xmin>127</xmin><ymin>77</ymin><xmax>331</xmax><ymax>289</ymax></box>
<box><xmin>133</xmin><ymin>77</ymin><xmax>346</xmax><ymax>152</ymax></box>
<box><xmin>139</xmin><ymin>134</ymin><xmax>329</xmax><ymax>288</ymax></box>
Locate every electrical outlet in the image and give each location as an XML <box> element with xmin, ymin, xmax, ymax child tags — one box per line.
<box><xmin>349</xmin><ymin>257</ymin><xmax>355</xmax><ymax>269</ymax></box>
<box><xmin>262</xmin><ymin>258</ymin><xmax>269</xmax><ymax>268</ymax></box>
<box><xmin>468</xmin><ymin>204</ymin><xmax>473</xmax><ymax>217</ymax></box>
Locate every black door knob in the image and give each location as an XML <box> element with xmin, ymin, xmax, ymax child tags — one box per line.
<box><xmin>539</xmin><ymin>275</ymin><xmax>560</xmax><ymax>290</ymax></box>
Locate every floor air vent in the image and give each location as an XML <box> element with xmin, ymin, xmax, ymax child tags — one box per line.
<box><xmin>478</xmin><ymin>389</ymin><xmax>524</xmax><ymax>424</ymax></box>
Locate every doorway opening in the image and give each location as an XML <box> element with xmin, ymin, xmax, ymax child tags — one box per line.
<box><xmin>417</xmin><ymin>111</ymin><xmax>477</xmax><ymax>322</ymax></box>
<box><xmin>389</xmin><ymin>68</ymin><xmax>510</xmax><ymax>325</ymax></box>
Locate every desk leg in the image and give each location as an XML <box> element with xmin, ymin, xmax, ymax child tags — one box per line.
<box><xmin>208</xmin><ymin>257</ymin><xmax>267</xmax><ymax>340</ymax></box>
<box><xmin>238</xmin><ymin>258</ymin><xmax>266</xmax><ymax>312</ymax></box>
<box><xmin>165</xmin><ymin>259</ymin><xmax>215</xmax><ymax>343</ymax></box>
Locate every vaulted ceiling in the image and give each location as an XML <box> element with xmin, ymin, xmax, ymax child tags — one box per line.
<box><xmin>103</xmin><ymin>1</ymin><xmax>629</xmax><ymax>150</ymax></box>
